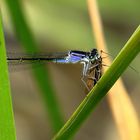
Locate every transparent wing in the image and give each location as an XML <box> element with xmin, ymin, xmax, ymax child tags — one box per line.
<box><xmin>7</xmin><ymin>51</ymin><xmax>69</xmax><ymax>65</ymax></box>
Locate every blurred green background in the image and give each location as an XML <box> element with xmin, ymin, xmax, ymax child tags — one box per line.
<box><xmin>1</xmin><ymin>0</ymin><xmax>140</xmax><ymax>140</ymax></box>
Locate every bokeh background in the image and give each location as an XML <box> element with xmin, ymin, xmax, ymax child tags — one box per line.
<box><xmin>1</xmin><ymin>0</ymin><xmax>140</xmax><ymax>140</ymax></box>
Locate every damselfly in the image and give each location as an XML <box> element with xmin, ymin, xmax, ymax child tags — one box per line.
<box><xmin>7</xmin><ymin>49</ymin><xmax>102</xmax><ymax>91</ymax></box>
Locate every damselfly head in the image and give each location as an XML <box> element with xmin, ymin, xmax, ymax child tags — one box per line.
<box><xmin>91</xmin><ymin>49</ymin><xmax>97</xmax><ymax>55</ymax></box>
<box><xmin>89</xmin><ymin>49</ymin><xmax>102</xmax><ymax>64</ymax></box>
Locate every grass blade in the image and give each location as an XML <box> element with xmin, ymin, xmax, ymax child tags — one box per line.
<box><xmin>53</xmin><ymin>26</ymin><xmax>140</xmax><ymax>140</ymax></box>
<box><xmin>0</xmin><ymin>14</ymin><xmax>16</xmax><ymax>140</ymax></box>
<box><xmin>5</xmin><ymin>0</ymin><xmax>64</xmax><ymax>133</ymax></box>
<box><xmin>87</xmin><ymin>0</ymin><xmax>140</xmax><ymax>139</ymax></box>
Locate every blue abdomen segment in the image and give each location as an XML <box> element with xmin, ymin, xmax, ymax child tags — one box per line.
<box><xmin>54</xmin><ymin>55</ymin><xmax>82</xmax><ymax>63</ymax></box>
<box><xmin>66</xmin><ymin>55</ymin><xmax>83</xmax><ymax>63</ymax></box>
<box><xmin>66</xmin><ymin>51</ymin><xmax>87</xmax><ymax>63</ymax></box>
<box><xmin>54</xmin><ymin>58</ymin><xmax>68</xmax><ymax>63</ymax></box>
<box><xmin>53</xmin><ymin>50</ymin><xmax>87</xmax><ymax>63</ymax></box>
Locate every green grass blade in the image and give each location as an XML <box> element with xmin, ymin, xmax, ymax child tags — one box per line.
<box><xmin>5</xmin><ymin>0</ymin><xmax>64</xmax><ymax>133</ymax></box>
<box><xmin>0</xmin><ymin>14</ymin><xmax>16</xmax><ymax>140</ymax></box>
<box><xmin>53</xmin><ymin>26</ymin><xmax>140</xmax><ymax>140</ymax></box>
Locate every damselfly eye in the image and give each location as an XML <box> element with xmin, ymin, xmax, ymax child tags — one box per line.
<box><xmin>89</xmin><ymin>55</ymin><xmax>93</xmax><ymax>59</ymax></box>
